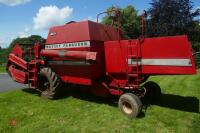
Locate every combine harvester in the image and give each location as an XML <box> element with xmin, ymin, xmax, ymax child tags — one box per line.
<box><xmin>7</xmin><ymin>10</ymin><xmax>196</xmax><ymax>118</ymax></box>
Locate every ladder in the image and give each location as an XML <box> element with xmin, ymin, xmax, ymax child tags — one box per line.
<box><xmin>127</xmin><ymin>40</ymin><xmax>141</xmax><ymax>88</ymax></box>
<box><xmin>28</xmin><ymin>61</ymin><xmax>38</xmax><ymax>88</ymax></box>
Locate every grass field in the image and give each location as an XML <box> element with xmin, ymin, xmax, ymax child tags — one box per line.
<box><xmin>0</xmin><ymin>66</ymin><xmax>6</xmax><ymax>73</ymax></box>
<box><xmin>0</xmin><ymin>71</ymin><xmax>199</xmax><ymax>133</ymax></box>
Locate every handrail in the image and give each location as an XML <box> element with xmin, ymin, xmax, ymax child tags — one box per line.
<box><xmin>97</xmin><ymin>9</ymin><xmax>121</xmax><ymax>41</ymax></box>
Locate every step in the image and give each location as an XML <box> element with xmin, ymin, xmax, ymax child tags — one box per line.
<box><xmin>28</xmin><ymin>79</ymin><xmax>37</xmax><ymax>81</ymax></box>
<box><xmin>128</xmin><ymin>64</ymin><xmax>141</xmax><ymax>67</ymax></box>
<box><xmin>128</xmin><ymin>74</ymin><xmax>138</xmax><ymax>77</ymax></box>
<box><xmin>29</xmin><ymin>83</ymin><xmax>37</xmax><ymax>89</ymax></box>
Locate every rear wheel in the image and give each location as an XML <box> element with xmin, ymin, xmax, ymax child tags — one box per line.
<box><xmin>38</xmin><ymin>67</ymin><xmax>61</xmax><ymax>99</ymax></box>
<box><xmin>118</xmin><ymin>93</ymin><xmax>142</xmax><ymax>119</ymax></box>
<box><xmin>143</xmin><ymin>81</ymin><xmax>161</xmax><ymax>101</ymax></box>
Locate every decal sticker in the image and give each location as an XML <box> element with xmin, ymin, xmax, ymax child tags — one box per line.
<box><xmin>45</xmin><ymin>41</ymin><xmax>90</xmax><ymax>49</ymax></box>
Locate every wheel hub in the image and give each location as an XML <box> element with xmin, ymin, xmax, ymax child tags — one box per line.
<box><xmin>122</xmin><ymin>101</ymin><xmax>133</xmax><ymax>114</ymax></box>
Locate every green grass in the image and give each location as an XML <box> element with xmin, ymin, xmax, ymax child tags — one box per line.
<box><xmin>0</xmin><ymin>66</ymin><xmax>6</xmax><ymax>73</ymax></box>
<box><xmin>0</xmin><ymin>71</ymin><xmax>200</xmax><ymax>133</ymax></box>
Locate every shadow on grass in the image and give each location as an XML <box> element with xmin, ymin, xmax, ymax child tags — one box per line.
<box><xmin>61</xmin><ymin>85</ymin><xmax>119</xmax><ymax>107</ymax></box>
<box><xmin>22</xmin><ymin>85</ymin><xmax>118</xmax><ymax>107</ymax></box>
<box><xmin>22</xmin><ymin>85</ymin><xmax>199</xmax><ymax>115</ymax></box>
<box><xmin>154</xmin><ymin>94</ymin><xmax>199</xmax><ymax>113</ymax></box>
<box><xmin>22</xmin><ymin>88</ymin><xmax>40</xmax><ymax>95</ymax></box>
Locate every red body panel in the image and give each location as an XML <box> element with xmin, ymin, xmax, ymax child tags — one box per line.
<box><xmin>46</xmin><ymin>21</ymin><xmax>119</xmax><ymax>44</ymax></box>
<box><xmin>141</xmin><ymin>36</ymin><xmax>196</xmax><ymax>74</ymax></box>
<box><xmin>46</xmin><ymin>41</ymin><xmax>105</xmax><ymax>85</ymax></box>
<box><xmin>8</xmin><ymin>65</ymin><xmax>27</xmax><ymax>84</ymax></box>
<box><xmin>104</xmin><ymin>36</ymin><xmax>196</xmax><ymax>75</ymax></box>
<box><xmin>8</xmin><ymin>53</ymin><xmax>27</xmax><ymax>70</ymax></box>
<box><xmin>10</xmin><ymin>44</ymin><xmax>24</xmax><ymax>58</ymax></box>
<box><xmin>41</xmin><ymin>49</ymin><xmax>97</xmax><ymax>61</ymax></box>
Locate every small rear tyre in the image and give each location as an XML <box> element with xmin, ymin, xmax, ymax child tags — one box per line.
<box><xmin>118</xmin><ymin>93</ymin><xmax>142</xmax><ymax>119</ymax></box>
<box><xmin>38</xmin><ymin>67</ymin><xmax>61</xmax><ymax>99</ymax></box>
<box><xmin>143</xmin><ymin>81</ymin><xmax>161</xmax><ymax>101</ymax></box>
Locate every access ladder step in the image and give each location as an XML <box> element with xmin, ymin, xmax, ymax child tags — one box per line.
<box><xmin>129</xmin><ymin>64</ymin><xmax>141</xmax><ymax>67</ymax></box>
<box><xmin>28</xmin><ymin>79</ymin><xmax>37</xmax><ymax>81</ymax></box>
<box><xmin>128</xmin><ymin>74</ymin><xmax>139</xmax><ymax>77</ymax></box>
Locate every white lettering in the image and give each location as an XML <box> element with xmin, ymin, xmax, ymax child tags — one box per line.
<box><xmin>45</xmin><ymin>41</ymin><xmax>90</xmax><ymax>49</ymax></box>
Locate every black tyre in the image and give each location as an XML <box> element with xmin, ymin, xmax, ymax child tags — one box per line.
<box><xmin>143</xmin><ymin>81</ymin><xmax>161</xmax><ymax>101</ymax></box>
<box><xmin>38</xmin><ymin>67</ymin><xmax>61</xmax><ymax>99</ymax></box>
<box><xmin>118</xmin><ymin>93</ymin><xmax>142</xmax><ymax>119</ymax></box>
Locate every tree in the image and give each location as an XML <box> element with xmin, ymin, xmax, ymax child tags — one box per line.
<box><xmin>9</xmin><ymin>35</ymin><xmax>45</xmax><ymax>49</ymax></box>
<box><xmin>147</xmin><ymin>0</ymin><xmax>200</xmax><ymax>36</ymax></box>
<box><xmin>146</xmin><ymin>0</ymin><xmax>200</xmax><ymax>51</ymax></box>
<box><xmin>102</xmin><ymin>5</ymin><xmax>140</xmax><ymax>39</ymax></box>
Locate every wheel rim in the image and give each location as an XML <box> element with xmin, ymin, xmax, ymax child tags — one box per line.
<box><xmin>122</xmin><ymin>101</ymin><xmax>133</xmax><ymax>114</ymax></box>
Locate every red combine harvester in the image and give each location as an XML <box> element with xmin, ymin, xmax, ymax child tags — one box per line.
<box><xmin>6</xmin><ymin>10</ymin><xmax>196</xmax><ymax>118</ymax></box>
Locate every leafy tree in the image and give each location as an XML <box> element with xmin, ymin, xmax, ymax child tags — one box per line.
<box><xmin>147</xmin><ymin>0</ymin><xmax>199</xmax><ymax>36</ymax></box>
<box><xmin>9</xmin><ymin>35</ymin><xmax>45</xmax><ymax>49</ymax></box>
<box><xmin>102</xmin><ymin>5</ymin><xmax>141</xmax><ymax>39</ymax></box>
<box><xmin>146</xmin><ymin>0</ymin><xmax>200</xmax><ymax>51</ymax></box>
<box><xmin>191</xmin><ymin>22</ymin><xmax>200</xmax><ymax>51</ymax></box>
<box><xmin>0</xmin><ymin>35</ymin><xmax>45</xmax><ymax>62</ymax></box>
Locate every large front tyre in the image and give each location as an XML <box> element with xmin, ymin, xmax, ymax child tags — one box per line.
<box><xmin>118</xmin><ymin>93</ymin><xmax>142</xmax><ymax>119</ymax></box>
<box><xmin>38</xmin><ymin>67</ymin><xmax>62</xmax><ymax>99</ymax></box>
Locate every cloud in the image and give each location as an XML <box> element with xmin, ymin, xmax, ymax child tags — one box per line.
<box><xmin>0</xmin><ymin>39</ymin><xmax>7</xmax><ymax>48</ymax></box>
<box><xmin>18</xmin><ymin>32</ymin><xmax>28</xmax><ymax>38</ymax></box>
<box><xmin>0</xmin><ymin>0</ymin><xmax>31</xmax><ymax>6</ymax></box>
<box><xmin>33</xmin><ymin>5</ymin><xmax>73</xmax><ymax>30</ymax></box>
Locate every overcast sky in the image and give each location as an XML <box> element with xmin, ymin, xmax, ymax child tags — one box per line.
<box><xmin>0</xmin><ymin>0</ymin><xmax>199</xmax><ymax>48</ymax></box>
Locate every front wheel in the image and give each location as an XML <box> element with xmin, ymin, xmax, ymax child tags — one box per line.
<box><xmin>38</xmin><ymin>67</ymin><xmax>62</xmax><ymax>99</ymax></box>
<box><xmin>118</xmin><ymin>93</ymin><xmax>142</xmax><ymax>119</ymax></box>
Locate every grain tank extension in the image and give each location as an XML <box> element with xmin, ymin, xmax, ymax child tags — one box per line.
<box><xmin>6</xmin><ymin>10</ymin><xmax>196</xmax><ymax>118</ymax></box>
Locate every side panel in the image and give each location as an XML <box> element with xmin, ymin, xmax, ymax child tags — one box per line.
<box><xmin>104</xmin><ymin>40</ymin><xmax>128</xmax><ymax>73</ymax></box>
<box><xmin>141</xmin><ymin>35</ymin><xmax>196</xmax><ymax>75</ymax></box>
<box><xmin>104</xmin><ymin>35</ymin><xmax>196</xmax><ymax>75</ymax></box>
<box><xmin>46</xmin><ymin>41</ymin><xmax>105</xmax><ymax>85</ymax></box>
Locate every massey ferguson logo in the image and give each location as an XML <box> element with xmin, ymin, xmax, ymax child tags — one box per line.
<box><xmin>45</xmin><ymin>41</ymin><xmax>90</xmax><ymax>49</ymax></box>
